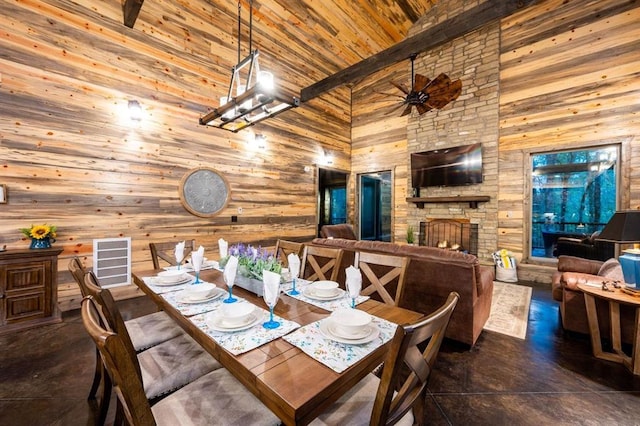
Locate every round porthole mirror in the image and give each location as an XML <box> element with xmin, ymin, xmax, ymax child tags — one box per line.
<box><xmin>179</xmin><ymin>167</ymin><xmax>230</xmax><ymax>217</ymax></box>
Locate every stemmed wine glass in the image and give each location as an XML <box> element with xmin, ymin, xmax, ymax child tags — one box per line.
<box><xmin>263</xmin><ymin>285</ymin><xmax>280</xmax><ymax>329</ymax></box>
<box><xmin>348</xmin><ymin>287</ymin><xmax>358</xmax><ymax>308</ymax></box>
<box><xmin>287</xmin><ymin>255</ymin><xmax>301</xmax><ymax>296</ymax></box>
<box><xmin>175</xmin><ymin>252</ymin><xmax>184</xmax><ymax>271</ymax></box>
<box><xmin>289</xmin><ymin>268</ymin><xmax>300</xmax><ymax>296</ymax></box>
<box><xmin>223</xmin><ymin>273</ymin><xmax>237</xmax><ymax>303</ymax></box>
<box><xmin>191</xmin><ymin>253</ymin><xmax>203</xmax><ymax>284</ymax></box>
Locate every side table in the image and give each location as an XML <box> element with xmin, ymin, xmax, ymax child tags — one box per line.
<box><xmin>577</xmin><ymin>283</ymin><xmax>640</xmax><ymax>375</ymax></box>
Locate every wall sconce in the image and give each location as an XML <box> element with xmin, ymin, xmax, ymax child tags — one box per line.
<box><xmin>128</xmin><ymin>100</ymin><xmax>142</xmax><ymax>121</ymax></box>
<box><xmin>323</xmin><ymin>151</ymin><xmax>334</xmax><ymax>165</ymax></box>
<box><xmin>254</xmin><ymin>134</ymin><xmax>266</xmax><ymax>149</ymax></box>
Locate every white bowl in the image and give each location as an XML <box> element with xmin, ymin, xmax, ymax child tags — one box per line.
<box><xmin>220</xmin><ymin>302</ymin><xmax>256</xmax><ymax>326</ymax></box>
<box><xmin>313</xmin><ymin>280</ymin><xmax>339</xmax><ymax>296</ymax></box>
<box><xmin>182</xmin><ymin>283</ymin><xmax>217</xmax><ymax>300</ymax></box>
<box><xmin>330</xmin><ymin>308</ymin><xmax>371</xmax><ymax>337</ymax></box>
<box><xmin>157</xmin><ymin>270</ymin><xmax>187</xmax><ymax>283</ymax></box>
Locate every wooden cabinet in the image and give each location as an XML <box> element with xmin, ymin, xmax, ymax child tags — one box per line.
<box><xmin>0</xmin><ymin>248</ymin><xmax>63</xmax><ymax>335</ymax></box>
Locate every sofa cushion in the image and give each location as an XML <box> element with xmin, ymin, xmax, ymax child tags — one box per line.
<box><xmin>597</xmin><ymin>258</ymin><xmax>624</xmax><ymax>281</ymax></box>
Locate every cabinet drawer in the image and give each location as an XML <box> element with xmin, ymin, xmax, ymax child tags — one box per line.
<box><xmin>4</xmin><ymin>261</ymin><xmax>50</xmax><ymax>292</ymax></box>
<box><xmin>5</xmin><ymin>292</ymin><xmax>48</xmax><ymax>323</ymax></box>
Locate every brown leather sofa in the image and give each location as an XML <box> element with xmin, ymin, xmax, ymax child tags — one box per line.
<box><xmin>311</xmin><ymin>237</ymin><xmax>494</xmax><ymax>347</ymax></box>
<box><xmin>319</xmin><ymin>224</ymin><xmax>357</xmax><ymax>240</ymax></box>
<box><xmin>552</xmin><ymin>255</ymin><xmax>636</xmax><ymax>343</ymax></box>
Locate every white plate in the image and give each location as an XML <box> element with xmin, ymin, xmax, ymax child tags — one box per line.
<box><xmin>327</xmin><ymin>320</ymin><xmax>373</xmax><ymax>340</ymax></box>
<box><xmin>206</xmin><ymin>312</ymin><xmax>263</xmax><ymax>332</ymax></box>
<box><xmin>303</xmin><ymin>287</ymin><xmax>345</xmax><ymax>301</ymax></box>
<box><xmin>177</xmin><ymin>288</ymin><xmax>225</xmax><ymax>304</ymax></box>
<box><xmin>151</xmin><ymin>276</ymin><xmax>193</xmax><ymax>287</ymax></box>
<box><xmin>319</xmin><ymin>320</ymin><xmax>380</xmax><ymax>345</ymax></box>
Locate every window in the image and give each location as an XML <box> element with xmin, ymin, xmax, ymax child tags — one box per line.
<box><xmin>530</xmin><ymin>146</ymin><xmax>618</xmax><ymax>259</ymax></box>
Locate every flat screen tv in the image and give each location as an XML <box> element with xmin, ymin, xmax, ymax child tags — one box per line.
<box><xmin>411</xmin><ymin>143</ymin><xmax>483</xmax><ymax>188</ymax></box>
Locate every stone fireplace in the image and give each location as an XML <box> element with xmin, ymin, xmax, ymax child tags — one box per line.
<box><xmin>419</xmin><ymin>218</ymin><xmax>479</xmax><ymax>255</ymax></box>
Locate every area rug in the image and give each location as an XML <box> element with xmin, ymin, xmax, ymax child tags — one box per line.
<box><xmin>483</xmin><ymin>282</ymin><xmax>532</xmax><ymax>340</ymax></box>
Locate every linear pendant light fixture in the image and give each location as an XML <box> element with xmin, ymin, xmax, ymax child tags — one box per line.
<box><xmin>199</xmin><ymin>0</ymin><xmax>299</xmax><ymax>132</ymax></box>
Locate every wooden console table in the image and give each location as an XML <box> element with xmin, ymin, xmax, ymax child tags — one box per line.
<box><xmin>0</xmin><ymin>248</ymin><xmax>63</xmax><ymax>335</ymax></box>
<box><xmin>578</xmin><ymin>283</ymin><xmax>640</xmax><ymax>375</ymax></box>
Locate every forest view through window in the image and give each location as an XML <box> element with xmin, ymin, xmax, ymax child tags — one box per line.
<box><xmin>530</xmin><ymin>146</ymin><xmax>618</xmax><ymax>259</ymax></box>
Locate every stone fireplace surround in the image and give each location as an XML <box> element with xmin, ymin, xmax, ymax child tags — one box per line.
<box><xmin>420</xmin><ymin>218</ymin><xmax>479</xmax><ymax>256</ymax></box>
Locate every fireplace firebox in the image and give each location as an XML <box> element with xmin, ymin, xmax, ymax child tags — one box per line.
<box><xmin>419</xmin><ymin>219</ymin><xmax>478</xmax><ymax>255</ymax></box>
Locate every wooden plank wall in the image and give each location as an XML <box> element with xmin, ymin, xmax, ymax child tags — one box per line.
<box><xmin>498</xmin><ymin>0</ymin><xmax>640</xmax><ymax>262</ymax></box>
<box><xmin>0</xmin><ymin>0</ymin><xmax>351</xmax><ymax>310</ymax></box>
<box><xmin>351</xmin><ymin>61</ymin><xmax>409</xmax><ymax>242</ymax></box>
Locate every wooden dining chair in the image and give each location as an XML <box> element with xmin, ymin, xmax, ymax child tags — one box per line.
<box><xmin>80</xmin><ymin>296</ymin><xmax>281</xmax><ymax>426</ymax></box>
<box><xmin>300</xmin><ymin>245</ymin><xmax>344</xmax><ymax>282</ymax></box>
<box><xmin>310</xmin><ymin>292</ymin><xmax>459</xmax><ymax>426</ymax></box>
<box><xmin>274</xmin><ymin>239</ymin><xmax>304</xmax><ymax>267</ymax></box>
<box><xmin>355</xmin><ymin>251</ymin><xmax>410</xmax><ymax>306</ymax></box>
<box><xmin>149</xmin><ymin>239</ymin><xmax>196</xmax><ymax>269</ymax></box>
<box><xmin>69</xmin><ymin>257</ymin><xmax>183</xmax><ymax>352</ymax></box>
<box><xmin>84</xmin><ymin>272</ymin><xmax>222</xmax><ymax>398</ymax></box>
<box><xmin>70</xmin><ymin>257</ymin><xmax>185</xmax><ymax>425</ymax></box>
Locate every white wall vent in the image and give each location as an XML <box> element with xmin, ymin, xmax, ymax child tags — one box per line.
<box><xmin>93</xmin><ymin>237</ymin><xmax>131</xmax><ymax>288</ymax></box>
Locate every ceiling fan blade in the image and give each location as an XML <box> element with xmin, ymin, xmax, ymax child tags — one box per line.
<box><xmin>426</xmin><ymin>78</ymin><xmax>462</xmax><ymax>109</ymax></box>
<box><xmin>385</xmin><ymin>102</ymin><xmax>409</xmax><ymax>116</ymax></box>
<box><xmin>413</xmin><ymin>74</ymin><xmax>430</xmax><ymax>92</ymax></box>
<box><xmin>423</xmin><ymin>73</ymin><xmax>451</xmax><ymax>95</ymax></box>
<box><xmin>416</xmin><ymin>103</ymin><xmax>432</xmax><ymax>115</ymax></box>
<box><xmin>400</xmin><ymin>104</ymin><xmax>413</xmax><ymax>116</ymax></box>
<box><xmin>373</xmin><ymin>90</ymin><xmax>407</xmax><ymax>99</ymax></box>
<box><xmin>390</xmin><ymin>81</ymin><xmax>410</xmax><ymax>95</ymax></box>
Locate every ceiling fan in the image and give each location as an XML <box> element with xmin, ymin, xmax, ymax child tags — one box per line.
<box><xmin>386</xmin><ymin>53</ymin><xmax>462</xmax><ymax>116</ymax></box>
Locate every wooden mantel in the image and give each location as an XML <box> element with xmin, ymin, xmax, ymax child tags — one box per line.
<box><xmin>407</xmin><ymin>196</ymin><xmax>490</xmax><ymax>209</ymax></box>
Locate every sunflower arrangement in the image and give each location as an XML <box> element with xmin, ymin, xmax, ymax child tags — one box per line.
<box><xmin>20</xmin><ymin>224</ymin><xmax>57</xmax><ymax>240</ymax></box>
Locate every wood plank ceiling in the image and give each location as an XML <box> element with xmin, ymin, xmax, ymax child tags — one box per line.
<box><xmin>114</xmin><ymin>0</ymin><xmax>437</xmax><ymax>105</ymax></box>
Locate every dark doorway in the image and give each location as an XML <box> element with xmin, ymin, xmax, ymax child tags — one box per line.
<box><xmin>318</xmin><ymin>168</ymin><xmax>348</xmax><ymax>236</ymax></box>
<box><xmin>359</xmin><ymin>171</ymin><xmax>392</xmax><ymax>241</ymax></box>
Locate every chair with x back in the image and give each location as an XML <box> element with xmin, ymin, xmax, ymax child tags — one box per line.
<box><xmin>310</xmin><ymin>292</ymin><xmax>459</xmax><ymax>426</ymax></box>
<box><xmin>355</xmin><ymin>251</ymin><xmax>410</xmax><ymax>306</ymax></box>
<box><xmin>274</xmin><ymin>239</ymin><xmax>304</xmax><ymax>267</ymax></box>
<box><xmin>80</xmin><ymin>296</ymin><xmax>281</xmax><ymax>426</ymax></box>
<box><xmin>149</xmin><ymin>239</ymin><xmax>196</xmax><ymax>269</ymax></box>
<box><xmin>300</xmin><ymin>245</ymin><xmax>344</xmax><ymax>282</ymax></box>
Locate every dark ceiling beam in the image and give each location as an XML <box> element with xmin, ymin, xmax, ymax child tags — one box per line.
<box><xmin>300</xmin><ymin>0</ymin><xmax>540</xmax><ymax>102</ymax></box>
<box><xmin>123</xmin><ymin>0</ymin><xmax>145</xmax><ymax>28</ymax></box>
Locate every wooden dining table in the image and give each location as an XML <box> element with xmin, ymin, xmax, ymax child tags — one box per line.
<box><xmin>132</xmin><ymin>267</ymin><xmax>424</xmax><ymax>426</ymax></box>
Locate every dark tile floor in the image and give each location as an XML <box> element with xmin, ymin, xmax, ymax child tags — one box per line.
<box><xmin>1</xmin><ymin>281</ymin><xmax>639</xmax><ymax>425</ymax></box>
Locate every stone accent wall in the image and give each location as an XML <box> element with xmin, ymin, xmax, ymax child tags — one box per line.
<box><xmin>405</xmin><ymin>0</ymin><xmax>499</xmax><ymax>262</ymax></box>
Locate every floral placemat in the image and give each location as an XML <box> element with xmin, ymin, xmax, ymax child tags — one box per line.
<box><xmin>163</xmin><ymin>261</ymin><xmax>219</xmax><ymax>272</ymax></box>
<box><xmin>190</xmin><ymin>307</ymin><xmax>300</xmax><ymax>355</ymax></box>
<box><xmin>160</xmin><ymin>283</ymin><xmax>227</xmax><ymax>317</ymax></box>
<box><xmin>284</xmin><ymin>280</ymin><xmax>370</xmax><ymax>311</ymax></box>
<box><xmin>142</xmin><ymin>275</ymin><xmax>194</xmax><ymax>294</ymax></box>
<box><xmin>283</xmin><ymin>315</ymin><xmax>397</xmax><ymax>373</ymax></box>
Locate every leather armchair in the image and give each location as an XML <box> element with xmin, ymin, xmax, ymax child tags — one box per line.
<box><xmin>552</xmin><ymin>255</ymin><xmax>635</xmax><ymax>344</ymax></box>
<box><xmin>554</xmin><ymin>231</ymin><xmax>614</xmax><ymax>261</ymax></box>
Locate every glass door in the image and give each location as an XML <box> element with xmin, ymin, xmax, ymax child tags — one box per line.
<box><xmin>359</xmin><ymin>171</ymin><xmax>392</xmax><ymax>241</ymax></box>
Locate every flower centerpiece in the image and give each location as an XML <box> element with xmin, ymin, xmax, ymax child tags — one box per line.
<box><xmin>20</xmin><ymin>224</ymin><xmax>57</xmax><ymax>249</ymax></box>
<box><xmin>219</xmin><ymin>243</ymin><xmax>282</xmax><ymax>280</ymax></box>
<box><xmin>218</xmin><ymin>243</ymin><xmax>283</xmax><ymax>296</ymax></box>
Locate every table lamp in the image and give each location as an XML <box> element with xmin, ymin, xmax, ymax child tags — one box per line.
<box><xmin>596</xmin><ymin>210</ymin><xmax>640</xmax><ymax>286</ymax></box>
